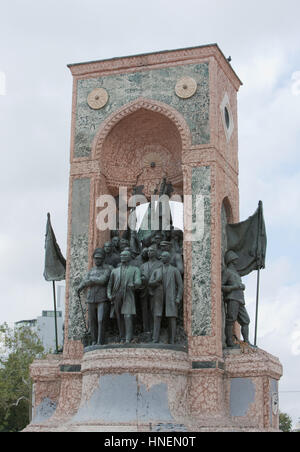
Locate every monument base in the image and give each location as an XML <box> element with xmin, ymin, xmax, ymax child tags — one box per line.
<box><xmin>24</xmin><ymin>345</ymin><xmax>282</xmax><ymax>432</ymax></box>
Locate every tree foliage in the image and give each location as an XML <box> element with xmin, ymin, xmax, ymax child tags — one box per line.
<box><xmin>279</xmin><ymin>411</ymin><xmax>293</xmax><ymax>432</ymax></box>
<box><xmin>0</xmin><ymin>322</ymin><xmax>45</xmax><ymax>432</ymax></box>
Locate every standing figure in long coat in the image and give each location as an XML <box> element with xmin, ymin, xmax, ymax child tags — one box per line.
<box><xmin>139</xmin><ymin>245</ymin><xmax>163</xmax><ymax>333</ymax></box>
<box><xmin>159</xmin><ymin>241</ymin><xmax>184</xmax><ymax>276</ymax></box>
<box><xmin>107</xmin><ymin>250</ymin><xmax>142</xmax><ymax>343</ymax></box>
<box><xmin>77</xmin><ymin>248</ymin><xmax>111</xmax><ymax>345</ymax></box>
<box><xmin>149</xmin><ymin>251</ymin><xmax>183</xmax><ymax>344</ymax></box>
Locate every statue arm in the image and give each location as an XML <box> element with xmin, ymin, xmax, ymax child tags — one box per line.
<box><xmin>221</xmin><ymin>268</ymin><xmax>245</xmax><ymax>293</ymax></box>
<box><xmin>107</xmin><ymin>272</ymin><xmax>114</xmax><ymax>300</ymax></box>
<box><xmin>88</xmin><ymin>269</ymin><xmax>111</xmax><ymax>286</ymax></box>
<box><xmin>133</xmin><ymin>267</ymin><xmax>142</xmax><ymax>289</ymax></box>
<box><xmin>222</xmin><ymin>284</ymin><xmax>238</xmax><ymax>293</ymax></box>
<box><xmin>175</xmin><ymin>269</ymin><xmax>183</xmax><ymax>303</ymax></box>
<box><xmin>222</xmin><ymin>280</ymin><xmax>245</xmax><ymax>293</ymax></box>
<box><xmin>77</xmin><ymin>271</ymin><xmax>92</xmax><ymax>293</ymax></box>
<box><xmin>148</xmin><ymin>267</ymin><xmax>162</xmax><ymax>287</ymax></box>
<box><xmin>176</xmin><ymin>254</ymin><xmax>184</xmax><ymax>275</ymax></box>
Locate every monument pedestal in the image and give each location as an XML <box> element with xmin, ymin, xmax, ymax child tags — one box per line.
<box><xmin>24</xmin><ymin>345</ymin><xmax>282</xmax><ymax>432</ymax></box>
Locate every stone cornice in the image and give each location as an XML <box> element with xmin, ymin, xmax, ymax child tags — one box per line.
<box><xmin>224</xmin><ymin>348</ymin><xmax>283</xmax><ymax>380</ymax></box>
<box><xmin>67</xmin><ymin>44</ymin><xmax>242</xmax><ymax>91</ymax></box>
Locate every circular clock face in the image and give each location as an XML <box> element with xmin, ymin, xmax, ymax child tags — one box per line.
<box><xmin>175</xmin><ymin>77</ymin><xmax>197</xmax><ymax>99</ymax></box>
<box><xmin>87</xmin><ymin>88</ymin><xmax>109</xmax><ymax>109</ymax></box>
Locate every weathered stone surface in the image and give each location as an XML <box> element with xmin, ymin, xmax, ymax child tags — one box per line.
<box><xmin>68</xmin><ymin>178</ymin><xmax>90</xmax><ymax>340</ymax></box>
<box><xmin>32</xmin><ymin>397</ymin><xmax>57</xmax><ymax>424</ymax></box>
<box><xmin>191</xmin><ymin>166</ymin><xmax>211</xmax><ymax>336</ymax></box>
<box><xmin>72</xmin><ymin>373</ymin><xmax>174</xmax><ymax>423</ymax></box>
<box><xmin>74</xmin><ymin>63</ymin><xmax>209</xmax><ymax>158</ymax></box>
<box><xmin>230</xmin><ymin>378</ymin><xmax>255</xmax><ymax>417</ymax></box>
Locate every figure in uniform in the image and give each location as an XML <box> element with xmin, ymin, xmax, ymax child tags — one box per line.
<box><xmin>222</xmin><ymin>250</ymin><xmax>251</xmax><ymax>348</ymax></box>
<box><xmin>103</xmin><ymin>241</ymin><xmax>121</xmax><ymax>268</ymax></box>
<box><xmin>77</xmin><ymin>248</ymin><xmax>111</xmax><ymax>345</ymax></box>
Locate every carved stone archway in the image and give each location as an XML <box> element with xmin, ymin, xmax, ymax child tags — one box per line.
<box><xmin>92</xmin><ymin>97</ymin><xmax>192</xmax><ymax>197</ymax></box>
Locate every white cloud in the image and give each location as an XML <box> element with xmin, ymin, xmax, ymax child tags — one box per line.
<box><xmin>291</xmin><ymin>71</ymin><xmax>300</xmax><ymax>96</ymax></box>
<box><xmin>291</xmin><ymin>329</ymin><xmax>300</xmax><ymax>356</ymax></box>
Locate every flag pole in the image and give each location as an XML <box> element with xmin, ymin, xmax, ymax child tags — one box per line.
<box><xmin>254</xmin><ymin>201</ymin><xmax>263</xmax><ymax>347</ymax></box>
<box><xmin>254</xmin><ymin>268</ymin><xmax>260</xmax><ymax>347</ymax></box>
<box><xmin>52</xmin><ymin>280</ymin><xmax>59</xmax><ymax>354</ymax></box>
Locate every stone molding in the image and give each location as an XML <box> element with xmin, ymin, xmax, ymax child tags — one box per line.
<box><xmin>68</xmin><ymin>44</ymin><xmax>242</xmax><ymax>92</ymax></box>
<box><xmin>224</xmin><ymin>349</ymin><xmax>283</xmax><ymax>380</ymax></box>
<box><xmin>30</xmin><ymin>355</ymin><xmax>62</xmax><ymax>381</ymax></box>
<box><xmin>81</xmin><ymin>348</ymin><xmax>190</xmax><ymax>376</ymax></box>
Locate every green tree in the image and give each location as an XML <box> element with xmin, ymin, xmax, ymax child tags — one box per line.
<box><xmin>0</xmin><ymin>322</ymin><xmax>45</xmax><ymax>432</ymax></box>
<box><xmin>279</xmin><ymin>411</ymin><xmax>293</xmax><ymax>432</ymax></box>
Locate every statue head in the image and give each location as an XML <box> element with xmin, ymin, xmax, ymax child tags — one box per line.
<box><xmin>104</xmin><ymin>241</ymin><xmax>112</xmax><ymax>255</ymax></box>
<box><xmin>93</xmin><ymin>248</ymin><xmax>105</xmax><ymax>266</ymax></box>
<box><xmin>120</xmin><ymin>250</ymin><xmax>131</xmax><ymax>264</ymax></box>
<box><xmin>160</xmin><ymin>241</ymin><xmax>172</xmax><ymax>252</ymax></box>
<box><xmin>225</xmin><ymin>250</ymin><xmax>239</xmax><ymax>266</ymax></box>
<box><xmin>111</xmin><ymin>236</ymin><xmax>120</xmax><ymax>249</ymax></box>
<box><xmin>141</xmin><ymin>247</ymin><xmax>149</xmax><ymax>260</ymax></box>
<box><xmin>148</xmin><ymin>245</ymin><xmax>157</xmax><ymax>259</ymax></box>
<box><xmin>161</xmin><ymin>251</ymin><xmax>171</xmax><ymax>264</ymax></box>
<box><xmin>142</xmin><ymin>234</ymin><xmax>152</xmax><ymax>248</ymax></box>
<box><xmin>119</xmin><ymin>238</ymin><xmax>129</xmax><ymax>251</ymax></box>
<box><xmin>152</xmin><ymin>233</ymin><xmax>163</xmax><ymax>246</ymax></box>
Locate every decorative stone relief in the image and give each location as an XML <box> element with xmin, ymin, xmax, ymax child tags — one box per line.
<box><xmin>175</xmin><ymin>77</ymin><xmax>197</xmax><ymax>99</ymax></box>
<box><xmin>87</xmin><ymin>88</ymin><xmax>108</xmax><ymax>110</ymax></box>
<box><xmin>74</xmin><ymin>63</ymin><xmax>209</xmax><ymax>158</ymax></box>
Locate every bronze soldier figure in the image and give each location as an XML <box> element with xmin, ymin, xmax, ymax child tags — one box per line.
<box><xmin>103</xmin><ymin>241</ymin><xmax>121</xmax><ymax>268</ymax></box>
<box><xmin>222</xmin><ymin>250</ymin><xmax>251</xmax><ymax>348</ymax></box>
<box><xmin>77</xmin><ymin>248</ymin><xmax>111</xmax><ymax>345</ymax></box>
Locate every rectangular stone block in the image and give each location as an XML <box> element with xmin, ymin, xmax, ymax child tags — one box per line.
<box><xmin>191</xmin><ymin>166</ymin><xmax>211</xmax><ymax>336</ymax></box>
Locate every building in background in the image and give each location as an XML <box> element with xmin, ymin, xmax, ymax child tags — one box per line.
<box><xmin>15</xmin><ymin>285</ymin><xmax>65</xmax><ymax>352</ymax></box>
<box><xmin>15</xmin><ymin>310</ymin><xmax>64</xmax><ymax>353</ymax></box>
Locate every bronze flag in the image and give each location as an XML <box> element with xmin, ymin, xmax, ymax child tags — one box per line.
<box><xmin>226</xmin><ymin>201</ymin><xmax>267</xmax><ymax>276</ymax></box>
<box><xmin>43</xmin><ymin>213</ymin><xmax>66</xmax><ymax>281</ymax></box>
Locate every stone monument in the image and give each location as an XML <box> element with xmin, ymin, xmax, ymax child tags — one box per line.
<box><xmin>25</xmin><ymin>44</ymin><xmax>282</xmax><ymax>432</ymax></box>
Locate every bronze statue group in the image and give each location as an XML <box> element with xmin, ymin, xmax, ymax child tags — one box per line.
<box><xmin>76</xmin><ymin>174</ymin><xmax>255</xmax><ymax>349</ymax></box>
<box><xmin>77</xmin><ymin>229</ymin><xmax>184</xmax><ymax>346</ymax></box>
<box><xmin>77</xmin><ymin>231</ymin><xmax>253</xmax><ymax>348</ymax></box>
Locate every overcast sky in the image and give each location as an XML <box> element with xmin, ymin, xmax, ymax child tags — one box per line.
<box><xmin>0</xmin><ymin>0</ymin><xmax>299</xmax><ymax>427</ymax></box>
